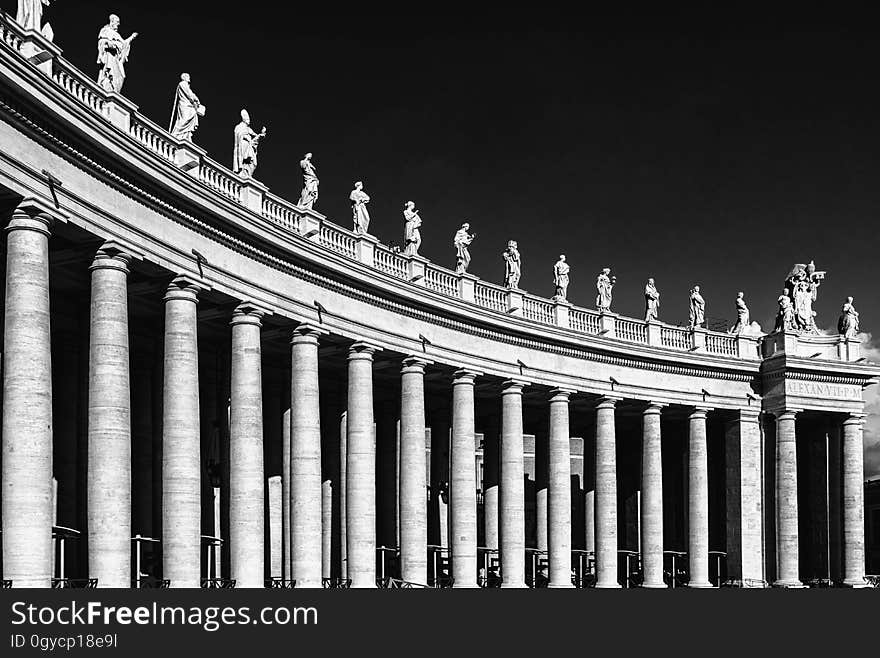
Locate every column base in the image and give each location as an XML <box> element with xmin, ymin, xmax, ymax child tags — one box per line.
<box><xmin>349</xmin><ymin>579</ymin><xmax>377</xmax><ymax>589</ymax></box>
<box><xmin>594</xmin><ymin>581</ymin><xmax>621</xmax><ymax>589</ymax></box>
<box><xmin>641</xmin><ymin>581</ymin><xmax>667</xmax><ymax>589</ymax></box>
<box><xmin>842</xmin><ymin>578</ymin><xmax>869</xmax><ymax>588</ymax></box>
<box><xmin>501</xmin><ymin>582</ymin><xmax>527</xmax><ymax>589</ymax></box>
<box><xmin>452</xmin><ymin>581</ymin><xmax>477</xmax><ymax>589</ymax></box>
<box><xmin>548</xmin><ymin>581</ymin><xmax>574</xmax><ymax>589</ymax></box>
<box><xmin>772</xmin><ymin>579</ymin><xmax>804</xmax><ymax>588</ymax></box>
<box><xmin>687</xmin><ymin>581</ymin><xmax>713</xmax><ymax>588</ymax></box>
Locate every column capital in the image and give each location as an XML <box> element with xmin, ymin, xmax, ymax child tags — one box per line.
<box><xmin>348</xmin><ymin>341</ymin><xmax>380</xmax><ymax>360</ymax></box>
<box><xmin>843</xmin><ymin>412</ymin><xmax>867</xmax><ymax>426</ymax></box>
<box><xmin>231</xmin><ymin>301</ymin><xmax>271</xmax><ymax>327</ymax></box>
<box><xmin>6</xmin><ymin>197</ymin><xmax>68</xmax><ymax>236</ymax></box>
<box><xmin>290</xmin><ymin>322</ymin><xmax>326</xmax><ymax>342</ymax></box>
<box><xmin>90</xmin><ymin>240</ymin><xmax>143</xmax><ymax>273</ymax></box>
<box><xmin>549</xmin><ymin>388</ymin><xmax>576</xmax><ymax>403</ymax></box>
<box><xmin>402</xmin><ymin>355</ymin><xmax>432</xmax><ymax>374</ymax></box>
<box><xmin>164</xmin><ymin>274</ymin><xmax>210</xmax><ymax>303</ymax></box>
<box><xmin>734</xmin><ymin>407</ymin><xmax>761</xmax><ymax>424</ymax></box>
<box><xmin>501</xmin><ymin>379</ymin><xmax>529</xmax><ymax>394</ymax></box>
<box><xmin>689</xmin><ymin>406</ymin><xmax>712</xmax><ymax>419</ymax></box>
<box><xmin>774</xmin><ymin>408</ymin><xmax>801</xmax><ymax>422</ymax></box>
<box><xmin>452</xmin><ymin>368</ymin><xmax>481</xmax><ymax>385</ymax></box>
<box><xmin>596</xmin><ymin>395</ymin><xmax>622</xmax><ymax>410</ymax></box>
<box><xmin>643</xmin><ymin>402</ymin><xmax>666</xmax><ymax>415</ymax></box>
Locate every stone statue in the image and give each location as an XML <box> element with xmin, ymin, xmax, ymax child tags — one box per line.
<box><xmin>644</xmin><ymin>278</ymin><xmax>660</xmax><ymax>322</ymax></box>
<box><xmin>784</xmin><ymin>260</ymin><xmax>825</xmax><ymax>334</ymax></box>
<box><xmin>553</xmin><ymin>255</ymin><xmax>570</xmax><ymax>301</ymax></box>
<box><xmin>689</xmin><ymin>286</ymin><xmax>705</xmax><ymax>329</ymax></box>
<box><xmin>16</xmin><ymin>0</ymin><xmax>52</xmax><ymax>35</ymax></box>
<box><xmin>403</xmin><ymin>201</ymin><xmax>422</xmax><ymax>256</ymax></box>
<box><xmin>596</xmin><ymin>268</ymin><xmax>616</xmax><ymax>312</ymax></box>
<box><xmin>233</xmin><ymin>110</ymin><xmax>267</xmax><ymax>179</ymax></box>
<box><xmin>350</xmin><ymin>181</ymin><xmax>370</xmax><ymax>234</ymax></box>
<box><xmin>169</xmin><ymin>73</ymin><xmax>204</xmax><ymax>142</ymax></box>
<box><xmin>775</xmin><ymin>289</ymin><xmax>796</xmax><ymax>332</ymax></box>
<box><xmin>453</xmin><ymin>223</ymin><xmax>475</xmax><ymax>274</ymax></box>
<box><xmin>298</xmin><ymin>153</ymin><xmax>319</xmax><ymax>210</ymax></box>
<box><xmin>730</xmin><ymin>292</ymin><xmax>750</xmax><ymax>335</ymax></box>
<box><xmin>838</xmin><ymin>297</ymin><xmax>860</xmax><ymax>339</ymax></box>
<box><xmin>502</xmin><ymin>240</ymin><xmax>521</xmax><ymax>289</ymax></box>
<box><xmin>96</xmin><ymin>14</ymin><xmax>138</xmax><ymax>94</ymax></box>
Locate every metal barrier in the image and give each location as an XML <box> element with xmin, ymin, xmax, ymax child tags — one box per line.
<box><xmin>385</xmin><ymin>578</ymin><xmax>430</xmax><ymax>589</ymax></box>
<box><xmin>136</xmin><ymin>577</ymin><xmax>171</xmax><ymax>589</ymax></box>
<box><xmin>265</xmin><ymin>578</ymin><xmax>296</xmax><ymax>588</ymax></box>
<box><xmin>619</xmin><ymin>550</ymin><xmax>642</xmax><ymax>588</ymax></box>
<box><xmin>376</xmin><ymin>545</ymin><xmax>399</xmax><ymax>584</ymax></box>
<box><xmin>427</xmin><ymin>545</ymin><xmax>454</xmax><ymax>588</ymax></box>
<box><xmin>663</xmin><ymin>550</ymin><xmax>687</xmax><ymax>588</ymax></box>
<box><xmin>708</xmin><ymin>551</ymin><xmax>728</xmax><ymax>587</ymax></box>
<box><xmin>201</xmin><ymin>578</ymin><xmax>236</xmax><ymax>589</ymax></box>
<box><xmin>865</xmin><ymin>575</ymin><xmax>880</xmax><ymax>588</ymax></box>
<box><xmin>571</xmin><ymin>549</ymin><xmax>595</xmax><ymax>588</ymax></box>
<box><xmin>53</xmin><ymin>525</ymin><xmax>82</xmax><ymax>581</ymax></box>
<box><xmin>322</xmin><ymin>578</ymin><xmax>352</xmax><ymax>589</ymax></box>
<box><xmin>478</xmin><ymin>547</ymin><xmax>501</xmax><ymax>588</ymax></box>
<box><xmin>132</xmin><ymin>534</ymin><xmax>161</xmax><ymax>588</ymax></box>
<box><xmin>2</xmin><ymin>579</ymin><xmax>11</xmax><ymax>588</ymax></box>
<box><xmin>52</xmin><ymin>578</ymin><xmax>98</xmax><ymax>589</ymax></box>
<box><xmin>526</xmin><ymin>548</ymin><xmax>549</xmax><ymax>588</ymax></box>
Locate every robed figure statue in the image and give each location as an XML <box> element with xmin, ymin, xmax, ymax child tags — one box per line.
<box><xmin>403</xmin><ymin>201</ymin><xmax>422</xmax><ymax>256</ymax></box>
<box><xmin>502</xmin><ymin>240</ymin><xmax>521</xmax><ymax>289</ymax></box>
<box><xmin>596</xmin><ymin>268</ymin><xmax>615</xmax><ymax>312</ymax></box>
<box><xmin>169</xmin><ymin>73</ymin><xmax>204</xmax><ymax>142</ymax></box>
<box><xmin>553</xmin><ymin>255</ymin><xmax>570</xmax><ymax>301</ymax></box>
<box><xmin>298</xmin><ymin>153</ymin><xmax>319</xmax><ymax>210</ymax></box>
<box><xmin>350</xmin><ymin>181</ymin><xmax>371</xmax><ymax>234</ymax></box>
<box><xmin>233</xmin><ymin>109</ymin><xmax>267</xmax><ymax>179</ymax></box>
<box><xmin>16</xmin><ymin>0</ymin><xmax>51</xmax><ymax>33</ymax></box>
<box><xmin>644</xmin><ymin>278</ymin><xmax>660</xmax><ymax>321</ymax></box>
<box><xmin>97</xmin><ymin>14</ymin><xmax>138</xmax><ymax>94</ymax></box>
<box><xmin>689</xmin><ymin>286</ymin><xmax>705</xmax><ymax>329</ymax></box>
<box><xmin>454</xmin><ymin>223</ymin><xmax>475</xmax><ymax>274</ymax></box>
<box><xmin>838</xmin><ymin>297</ymin><xmax>860</xmax><ymax>339</ymax></box>
<box><xmin>730</xmin><ymin>292</ymin><xmax>750</xmax><ymax>334</ymax></box>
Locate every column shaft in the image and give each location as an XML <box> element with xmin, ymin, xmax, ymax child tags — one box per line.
<box><xmin>482</xmin><ymin>418</ymin><xmax>500</xmax><ymax>550</ymax></box>
<box><xmin>161</xmin><ymin>277</ymin><xmax>202</xmax><ymax>588</ymax></box>
<box><xmin>87</xmin><ymin>246</ymin><xmax>133</xmax><ymax>587</ymax></box>
<box><xmin>228</xmin><ymin>305</ymin><xmax>265</xmax><ymax>588</ymax></box>
<box><xmin>688</xmin><ymin>408</ymin><xmax>712</xmax><ymax>587</ymax></box>
<box><xmin>346</xmin><ymin>343</ymin><xmax>377</xmax><ymax>588</ymax></box>
<box><xmin>500</xmin><ymin>380</ymin><xmax>526</xmax><ymax>588</ymax></box>
<box><xmin>450</xmin><ymin>370</ymin><xmax>479</xmax><ymax>588</ymax></box>
<box><xmin>641</xmin><ymin>404</ymin><xmax>664</xmax><ymax>588</ymax></box>
<box><xmin>290</xmin><ymin>325</ymin><xmax>324</xmax><ymax>588</ymax></box>
<box><xmin>774</xmin><ymin>410</ymin><xmax>801</xmax><ymax>587</ymax></box>
<box><xmin>2</xmin><ymin>206</ymin><xmax>56</xmax><ymax>588</ymax></box>
<box><xmin>842</xmin><ymin>414</ymin><xmax>866</xmax><ymax>587</ymax></box>
<box><xmin>399</xmin><ymin>357</ymin><xmax>429</xmax><ymax>585</ymax></box>
<box><xmin>547</xmin><ymin>390</ymin><xmax>573</xmax><ymax>588</ymax></box>
<box><xmin>724</xmin><ymin>409</ymin><xmax>764</xmax><ymax>586</ymax></box>
<box><xmin>594</xmin><ymin>397</ymin><xmax>620</xmax><ymax>588</ymax></box>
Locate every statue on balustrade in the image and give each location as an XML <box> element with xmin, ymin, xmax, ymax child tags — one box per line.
<box><xmin>16</xmin><ymin>0</ymin><xmax>53</xmax><ymax>38</ymax></box>
<box><xmin>169</xmin><ymin>73</ymin><xmax>205</xmax><ymax>142</ymax></box>
<box><xmin>596</xmin><ymin>268</ymin><xmax>615</xmax><ymax>312</ymax></box>
<box><xmin>689</xmin><ymin>285</ymin><xmax>705</xmax><ymax>329</ymax></box>
<box><xmin>350</xmin><ymin>181</ymin><xmax>370</xmax><ymax>234</ymax></box>
<box><xmin>644</xmin><ymin>278</ymin><xmax>660</xmax><ymax>321</ymax></box>
<box><xmin>96</xmin><ymin>14</ymin><xmax>138</xmax><ymax>94</ymax></box>
<box><xmin>453</xmin><ymin>223</ymin><xmax>475</xmax><ymax>274</ymax></box>
<box><xmin>838</xmin><ymin>296</ymin><xmax>860</xmax><ymax>339</ymax></box>
<box><xmin>553</xmin><ymin>255</ymin><xmax>570</xmax><ymax>301</ymax></box>
<box><xmin>774</xmin><ymin>289</ymin><xmax>796</xmax><ymax>332</ymax></box>
<box><xmin>233</xmin><ymin>109</ymin><xmax>267</xmax><ymax>179</ymax></box>
<box><xmin>502</xmin><ymin>240</ymin><xmax>521</xmax><ymax>289</ymax></box>
<box><xmin>730</xmin><ymin>291</ymin><xmax>750</xmax><ymax>335</ymax></box>
<box><xmin>298</xmin><ymin>153</ymin><xmax>319</xmax><ymax>210</ymax></box>
<box><xmin>784</xmin><ymin>260</ymin><xmax>825</xmax><ymax>334</ymax></box>
<box><xmin>403</xmin><ymin>201</ymin><xmax>422</xmax><ymax>256</ymax></box>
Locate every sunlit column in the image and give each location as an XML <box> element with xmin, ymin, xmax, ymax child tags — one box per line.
<box><xmin>547</xmin><ymin>389</ymin><xmax>574</xmax><ymax>588</ymax></box>
<box><xmin>640</xmin><ymin>403</ymin><xmax>665</xmax><ymax>588</ymax></box>
<box><xmin>688</xmin><ymin>407</ymin><xmax>712</xmax><ymax>588</ymax></box>
<box><xmin>774</xmin><ymin>409</ymin><xmax>802</xmax><ymax>587</ymax></box>
<box><xmin>594</xmin><ymin>395</ymin><xmax>621</xmax><ymax>588</ymax></box>
<box><xmin>842</xmin><ymin>413</ymin><xmax>867</xmax><ymax>587</ymax></box>
<box><xmin>399</xmin><ymin>356</ymin><xmax>430</xmax><ymax>585</ymax></box>
<box><xmin>500</xmin><ymin>379</ymin><xmax>527</xmax><ymax>588</ymax></box>
<box><xmin>450</xmin><ymin>369</ymin><xmax>480</xmax><ymax>588</ymax></box>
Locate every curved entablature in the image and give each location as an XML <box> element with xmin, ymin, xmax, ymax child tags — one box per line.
<box><xmin>0</xmin><ymin>15</ymin><xmax>878</xmax><ymax>413</ymax></box>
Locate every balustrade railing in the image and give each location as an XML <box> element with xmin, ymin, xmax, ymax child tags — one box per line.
<box><xmin>374</xmin><ymin>246</ymin><xmax>408</xmax><ymax>280</ymax></box>
<box><xmin>616</xmin><ymin>318</ymin><xmax>648</xmax><ymax>344</ymax></box>
<box><xmin>129</xmin><ymin>115</ymin><xmax>176</xmax><ymax>162</ymax></box>
<box><xmin>262</xmin><ymin>193</ymin><xmax>301</xmax><ymax>233</ymax></box>
<box><xmin>706</xmin><ymin>333</ymin><xmax>737</xmax><ymax>356</ymax></box>
<box><xmin>0</xmin><ymin>14</ymin><xmax>24</xmax><ymax>54</ymax></box>
<box><xmin>319</xmin><ymin>223</ymin><xmax>357</xmax><ymax>258</ymax></box>
<box><xmin>474</xmin><ymin>282</ymin><xmax>507</xmax><ymax>312</ymax></box>
<box><xmin>569</xmin><ymin>308</ymin><xmax>602</xmax><ymax>334</ymax></box>
<box><xmin>522</xmin><ymin>295</ymin><xmax>555</xmax><ymax>324</ymax></box>
<box><xmin>198</xmin><ymin>157</ymin><xmax>242</xmax><ymax>202</ymax></box>
<box><xmin>424</xmin><ymin>266</ymin><xmax>459</xmax><ymax>297</ymax></box>
<box><xmin>661</xmin><ymin>326</ymin><xmax>691</xmax><ymax>350</ymax></box>
<box><xmin>51</xmin><ymin>60</ymin><xmax>106</xmax><ymax>115</ymax></box>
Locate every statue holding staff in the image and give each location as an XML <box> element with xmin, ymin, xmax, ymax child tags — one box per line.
<box><xmin>453</xmin><ymin>223</ymin><xmax>475</xmax><ymax>274</ymax></box>
<box><xmin>403</xmin><ymin>201</ymin><xmax>422</xmax><ymax>256</ymax></box>
<box><xmin>502</xmin><ymin>240</ymin><xmax>521</xmax><ymax>289</ymax></box>
<box><xmin>838</xmin><ymin>296</ymin><xmax>860</xmax><ymax>339</ymax></box>
<box><xmin>553</xmin><ymin>255</ymin><xmax>570</xmax><ymax>301</ymax></box>
<box><xmin>233</xmin><ymin>109</ymin><xmax>267</xmax><ymax>179</ymax></box>
<box><xmin>644</xmin><ymin>278</ymin><xmax>660</xmax><ymax>321</ymax></box>
<box><xmin>596</xmin><ymin>268</ymin><xmax>616</xmax><ymax>312</ymax></box>
<box><xmin>350</xmin><ymin>181</ymin><xmax>370</xmax><ymax>234</ymax></box>
<box><xmin>169</xmin><ymin>73</ymin><xmax>205</xmax><ymax>142</ymax></box>
<box><xmin>97</xmin><ymin>14</ymin><xmax>138</xmax><ymax>94</ymax></box>
<box><xmin>689</xmin><ymin>285</ymin><xmax>705</xmax><ymax>329</ymax></box>
<box><xmin>298</xmin><ymin>153</ymin><xmax>319</xmax><ymax>210</ymax></box>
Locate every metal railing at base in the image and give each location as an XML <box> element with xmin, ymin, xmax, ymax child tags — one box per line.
<box><xmin>265</xmin><ymin>578</ymin><xmax>296</xmax><ymax>588</ymax></box>
<box><xmin>201</xmin><ymin>578</ymin><xmax>236</xmax><ymax>589</ymax></box>
<box><xmin>384</xmin><ymin>578</ymin><xmax>430</xmax><ymax>589</ymax></box>
<box><xmin>135</xmin><ymin>577</ymin><xmax>170</xmax><ymax>589</ymax></box>
<box><xmin>52</xmin><ymin>578</ymin><xmax>98</xmax><ymax>589</ymax></box>
<box><xmin>865</xmin><ymin>575</ymin><xmax>880</xmax><ymax>588</ymax></box>
<box><xmin>2</xmin><ymin>579</ymin><xmax>12</xmax><ymax>588</ymax></box>
<box><xmin>322</xmin><ymin>578</ymin><xmax>351</xmax><ymax>589</ymax></box>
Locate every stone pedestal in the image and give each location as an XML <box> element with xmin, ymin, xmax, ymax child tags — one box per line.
<box><xmin>548</xmin><ymin>389</ymin><xmax>574</xmax><ymax>588</ymax></box>
<box><xmin>229</xmin><ymin>304</ymin><xmax>267</xmax><ymax>588</ymax></box>
<box><xmin>451</xmin><ymin>370</ymin><xmax>480</xmax><ymax>588</ymax></box>
<box><xmin>399</xmin><ymin>357</ymin><xmax>430</xmax><ymax>585</ymax></box>
<box><xmin>500</xmin><ymin>380</ymin><xmax>527</xmax><ymax>588</ymax></box>
<box><xmin>594</xmin><ymin>396</ymin><xmax>621</xmax><ymax>588</ymax></box>
<box><xmin>505</xmin><ymin>289</ymin><xmax>523</xmax><ymax>316</ymax></box>
<box><xmin>87</xmin><ymin>243</ymin><xmax>135</xmax><ymax>588</ymax></box>
<box><xmin>688</xmin><ymin>407</ymin><xmax>712</xmax><ymax>588</ymax></box>
<box><xmin>553</xmin><ymin>300</ymin><xmax>570</xmax><ymax>328</ymax></box>
<box><xmin>355</xmin><ymin>234</ymin><xmax>379</xmax><ymax>267</ymax></box>
<box><xmin>641</xmin><ymin>404</ymin><xmax>665</xmax><ymax>588</ymax></box>
<box><xmin>240</xmin><ymin>179</ymin><xmax>267</xmax><ymax>214</ymax></box>
<box><xmin>458</xmin><ymin>273</ymin><xmax>477</xmax><ymax>303</ymax></box>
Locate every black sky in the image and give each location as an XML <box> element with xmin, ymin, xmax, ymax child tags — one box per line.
<box><xmin>32</xmin><ymin>4</ymin><xmax>880</xmax><ymax>333</ymax></box>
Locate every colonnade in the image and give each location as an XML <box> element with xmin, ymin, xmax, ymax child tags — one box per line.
<box><xmin>0</xmin><ymin>201</ymin><xmax>870</xmax><ymax>588</ymax></box>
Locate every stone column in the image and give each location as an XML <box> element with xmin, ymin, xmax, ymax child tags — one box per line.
<box><xmin>842</xmin><ymin>413</ymin><xmax>867</xmax><ymax>587</ymax></box>
<box><xmin>228</xmin><ymin>303</ymin><xmax>266</xmax><ymax>588</ymax></box>
<box><xmin>548</xmin><ymin>389</ymin><xmax>574</xmax><ymax>588</ymax></box>
<box><xmin>500</xmin><ymin>379</ymin><xmax>527</xmax><ymax>588</ymax></box>
<box><xmin>482</xmin><ymin>416</ymin><xmax>500</xmax><ymax>551</ymax></box>
<box><xmin>451</xmin><ymin>369</ymin><xmax>480</xmax><ymax>588</ymax></box>
<box><xmin>399</xmin><ymin>356</ymin><xmax>430</xmax><ymax>585</ymax></box>
<box><xmin>346</xmin><ymin>342</ymin><xmax>378</xmax><ymax>588</ymax></box>
<box><xmin>268</xmin><ymin>475</ymin><xmax>282</xmax><ymax>578</ymax></box>
<box><xmin>2</xmin><ymin>201</ymin><xmax>62</xmax><ymax>588</ymax></box>
<box><xmin>688</xmin><ymin>407</ymin><xmax>712</xmax><ymax>588</ymax></box>
<box><xmin>281</xmin><ymin>406</ymin><xmax>291</xmax><ymax>580</ymax></box>
<box><xmin>725</xmin><ymin>409</ymin><xmax>764</xmax><ymax>586</ymax></box>
<box><xmin>162</xmin><ymin>276</ymin><xmax>204</xmax><ymax>588</ymax></box>
<box><xmin>774</xmin><ymin>409</ymin><xmax>802</xmax><ymax>587</ymax></box>
<box><xmin>641</xmin><ymin>403</ymin><xmax>665</xmax><ymax>588</ymax></box>
<box><xmin>290</xmin><ymin>324</ymin><xmax>326</xmax><ymax>588</ymax></box>
<box><xmin>87</xmin><ymin>243</ymin><xmax>134</xmax><ymax>588</ymax></box>
<box><xmin>535</xmin><ymin>423</ymin><xmax>549</xmax><ymax>554</ymax></box>
<box><xmin>594</xmin><ymin>396</ymin><xmax>620</xmax><ymax>588</ymax></box>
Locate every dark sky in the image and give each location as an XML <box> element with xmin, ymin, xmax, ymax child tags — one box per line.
<box><xmin>34</xmin><ymin>3</ymin><xmax>880</xmax><ymax>333</ymax></box>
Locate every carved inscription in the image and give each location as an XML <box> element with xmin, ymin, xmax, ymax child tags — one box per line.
<box><xmin>787</xmin><ymin>380</ymin><xmax>860</xmax><ymax>400</ymax></box>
